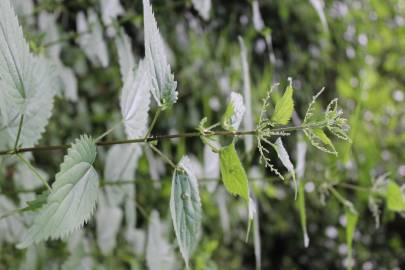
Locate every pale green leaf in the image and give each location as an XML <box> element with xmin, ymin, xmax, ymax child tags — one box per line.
<box><xmin>345</xmin><ymin>209</ymin><xmax>358</xmax><ymax>270</ymax></box>
<box><xmin>221</xmin><ymin>92</ymin><xmax>245</xmax><ymax>131</ymax></box>
<box><xmin>304</xmin><ymin>128</ymin><xmax>337</xmax><ymax>155</ymax></box>
<box><xmin>0</xmin><ymin>0</ymin><xmax>56</xmax><ymax>148</ymax></box>
<box><xmin>219</xmin><ymin>143</ymin><xmax>249</xmax><ymax>201</ymax></box>
<box><xmin>120</xmin><ymin>59</ymin><xmax>151</xmax><ymax>139</ymax></box>
<box><xmin>170</xmin><ymin>156</ymin><xmax>202</xmax><ymax>268</ymax></box>
<box><xmin>143</xmin><ymin>0</ymin><xmax>178</xmax><ymax>110</ymax></box>
<box><xmin>271</xmin><ymin>80</ymin><xmax>294</xmax><ymax>125</ymax></box>
<box><xmin>297</xmin><ymin>181</ymin><xmax>309</xmax><ymax>247</ymax></box>
<box><xmin>272</xmin><ymin>138</ymin><xmax>297</xmax><ymax>198</ymax></box>
<box><xmin>17</xmin><ymin>135</ymin><xmax>99</xmax><ymax>248</ymax></box>
<box><xmin>386</xmin><ymin>181</ymin><xmax>405</xmax><ymax>212</ymax></box>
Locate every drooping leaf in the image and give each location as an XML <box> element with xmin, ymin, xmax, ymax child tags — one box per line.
<box><xmin>191</xmin><ymin>0</ymin><xmax>212</xmax><ymax>21</ymax></box>
<box><xmin>96</xmin><ymin>205</ymin><xmax>123</xmax><ymax>255</ymax></box>
<box><xmin>345</xmin><ymin>209</ymin><xmax>358</xmax><ymax>270</ymax></box>
<box><xmin>296</xmin><ymin>138</ymin><xmax>307</xmax><ymax>179</ymax></box>
<box><xmin>219</xmin><ymin>143</ymin><xmax>249</xmax><ymax>201</ymax></box>
<box><xmin>271</xmin><ymin>80</ymin><xmax>294</xmax><ymax>125</ymax></box>
<box><xmin>272</xmin><ymin>138</ymin><xmax>297</xmax><ymax>198</ymax></box>
<box><xmin>297</xmin><ymin>181</ymin><xmax>309</xmax><ymax>247</ymax></box>
<box><xmin>143</xmin><ymin>0</ymin><xmax>178</xmax><ymax>110</ymax></box>
<box><xmin>221</xmin><ymin>92</ymin><xmax>246</xmax><ymax>131</ymax></box>
<box><xmin>170</xmin><ymin>156</ymin><xmax>202</xmax><ymax>268</ymax></box>
<box><xmin>386</xmin><ymin>181</ymin><xmax>405</xmax><ymax>212</ymax></box>
<box><xmin>120</xmin><ymin>59</ymin><xmax>151</xmax><ymax>139</ymax></box>
<box><xmin>238</xmin><ymin>37</ymin><xmax>254</xmax><ymax>153</ymax></box>
<box><xmin>115</xmin><ymin>29</ymin><xmax>136</xmax><ymax>82</ymax></box>
<box><xmin>0</xmin><ymin>0</ymin><xmax>56</xmax><ymax>148</ymax></box>
<box><xmin>17</xmin><ymin>135</ymin><xmax>99</xmax><ymax>248</ymax></box>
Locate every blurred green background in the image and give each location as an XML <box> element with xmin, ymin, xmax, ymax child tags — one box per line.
<box><xmin>1</xmin><ymin>0</ymin><xmax>404</xmax><ymax>269</ymax></box>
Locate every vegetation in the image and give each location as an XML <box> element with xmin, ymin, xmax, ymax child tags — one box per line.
<box><xmin>0</xmin><ymin>0</ymin><xmax>404</xmax><ymax>269</ymax></box>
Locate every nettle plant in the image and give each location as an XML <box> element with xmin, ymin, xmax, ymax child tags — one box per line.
<box><xmin>1</xmin><ymin>0</ymin><xmax>402</xmax><ymax>269</ymax></box>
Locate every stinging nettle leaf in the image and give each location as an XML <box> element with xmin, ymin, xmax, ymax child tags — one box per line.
<box><xmin>222</xmin><ymin>92</ymin><xmax>246</xmax><ymax>131</ymax></box>
<box><xmin>219</xmin><ymin>143</ymin><xmax>249</xmax><ymax>201</ymax></box>
<box><xmin>0</xmin><ymin>0</ymin><xmax>56</xmax><ymax>148</ymax></box>
<box><xmin>143</xmin><ymin>0</ymin><xmax>178</xmax><ymax>110</ymax></box>
<box><xmin>120</xmin><ymin>59</ymin><xmax>151</xmax><ymax>139</ymax></box>
<box><xmin>17</xmin><ymin>135</ymin><xmax>99</xmax><ymax>248</ymax></box>
<box><xmin>386</xmin><ymin>181</ymin><xmax>405</xmax><ymax>212</ymax></box>
<box><xmin>271</xmin><ymin>79</ymin><xmax>294</xmax><ymax>125</ymax></box>
<box><xmin>170</xmin><ymin>156</ymin><xmax>202</xmax><ymax>268</ymax></box>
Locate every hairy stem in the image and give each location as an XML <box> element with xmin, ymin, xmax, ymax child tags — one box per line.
<box><xmin>0</xmin><ymin>124</ymin><xmax>318</xmax><ymax>156</ymax></box>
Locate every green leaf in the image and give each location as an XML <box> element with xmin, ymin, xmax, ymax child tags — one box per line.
<box><xmin>271</xmin><ymin>138</ymin><xmax>297</xmax><ymax>198</ymax></box>
<box><xmin>219</xmin><ymin>143</ymin><xmax>249</xmax><ymax>201</ymax></box>
<box><xmin>170</xmin><ymin>157</ymin><xmax>202</xmax><ymax>268</ymax></box>
<box><xmin>17</xmin><ymin>135</ymin><xmax>99</xmax><ymax>249</ymax></box>
<box><xmin>345</xmin><ymin>209</ymin><xmax>358</xmax><ymax>270</ymax></box>
<box><xmin>304</xmin><ymin>128</ymin><xmax>337</xmax><ymax>155</ymax></box>
<box><xmin>297</xmin><ymin>181</ymin><xmax>309</xmax><ymax>247</ymax></box>
<box><xmin>143</xmin><ymin>0</ymin><xmax>178</xmax><ymax>110</ymax></box>
<box><xmin>221</xmin><ymin>92</ymin><xmax>245</xmax><ymax>131</ymax></box>
<box><xmin>0</xmin><ymin>0</ymin><xmax>56</xmax><ymax>148</ymax></box>
<box><xmin>386</xmin><ymin>181</ymin><xmax>405</xmax><ymax>212</ymax></box>
<box><xmin>271</xmin><ymin>80</ymin><xmax>294</xmax><ymax>125</ymax></box>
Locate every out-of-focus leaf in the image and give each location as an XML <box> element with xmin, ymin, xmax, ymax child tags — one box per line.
<box><xmin>386</xmin><ymin>181</ymin><xmax>405</xmax><ymax>212</ymax></box>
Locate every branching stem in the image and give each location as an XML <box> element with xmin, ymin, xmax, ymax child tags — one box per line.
<box><xmin>0</xmin><ymin>124</ymin><xmax>316</xmax><ymax>156</ymax></box>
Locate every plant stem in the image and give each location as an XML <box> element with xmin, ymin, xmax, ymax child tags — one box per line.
<box><xmin>148</xmin><ymin>143</ymin><xmax>178</xmax><ymax>170</ymax></box>
<box><xmin>0</xmin><ymin>124</ymin><xmax>315</xmax><ymax>156</ymax></box>
<box><xmin>14</xmin><ymin>115</ymin><xmax>24</xmax><ymax>150</ymax></box>
<box><xmin>17</xmin><ymin>154</ymin><xmax>52</xmax><ymax>191</ymax></box>
<box><xmin>144</xmin><ymin>108</ymin><xmax>161</xmax><ymax>141</ymax></box>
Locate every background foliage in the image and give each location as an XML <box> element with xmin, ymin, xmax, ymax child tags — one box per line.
<box><xmin>0</xmin><ymin>0</ymin><xmax>404</xmax><ymax>269</ymax></box>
